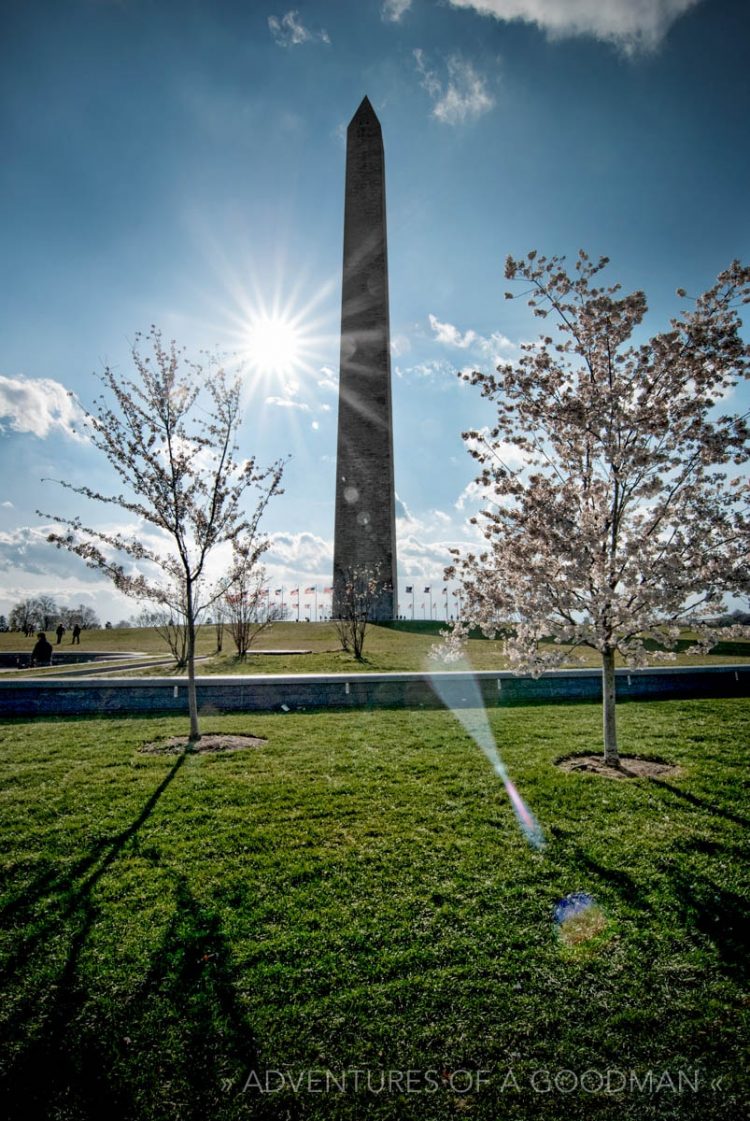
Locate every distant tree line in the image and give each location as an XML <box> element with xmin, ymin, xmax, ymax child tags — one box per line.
<box><xmin>707</xmin><ymin>609</ymin><xmax>750</xmax><ymax>627</ymax></box>
<box><xmin>6</xmin><ymin>597</ymin><xmax>100</xmax><ymax>634</ymax></box>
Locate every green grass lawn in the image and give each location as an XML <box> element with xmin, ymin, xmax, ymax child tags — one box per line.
<box><xmin>1</xmin><ymin>699</ymin><xmax>748</xmax><ymax>1120</ymax></box>
<box><xmin>3</xmin><ymin>621</ymin><xmax>749</xmax><ymax>678</ymax></box>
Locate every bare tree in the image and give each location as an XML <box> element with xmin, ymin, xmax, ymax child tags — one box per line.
<box><xmin>213</xmin><ymin>601</ymin><xmax>226</xmax><ymax>654</ymax></box>
<box><xmin>41</xmin><ymin>327</ymin><xmax>285</xmax><ymax>742</ymax></box>
<box><xmin>8</xmin><ymin>596</ymin><xmax>59</xmax><ymax>634</ymax></box>
<box><xmin>137</xmin><ymin>608</ymin><xmax>190</xmax><ymax>668</ymax></box>
<box><xmin>333</xmin><ymin>566</ymin><xmax>386</xmax><ymax>661</ymax></box>
<box><xmin>448</xmin><ymin>252</ymin><xmax>750</xmax><ymax>766</ymax></box>
<box><xmin>37</xmin><ymin>595</ymin><xmax>59</xmax><ymax>630</ymax></box>
<box><xmin>222</xmin><ymin>554</ymin><xmax>280</xmax><ymax>659</ymax></box>
<box><xmin>9</xmin><ymin>599</ymin><xmax>42</xmax><ymax>634</ymax></box>
<box><xmin>60</xmin><ymin>604</ymin><xmax>100</xmax><ymax>630</ymax></box>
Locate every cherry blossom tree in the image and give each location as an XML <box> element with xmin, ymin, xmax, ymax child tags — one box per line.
<box><xmin>221</xmin><ymin>553</ymin><xmax>281</xmax><ymax>659</ymax></box>
<box><xmin>41</xmin><ymin>327</ymin><xmax>285</xmax><ymax>743</ymax></box>
<box><xmin>333</xmin><ymin>565</ymin><xmax>387</xmax><ymax>661</ymax></box>
<box><xmin>448</xmin><ymin>252</ymin><xmax>750</xmax><ymax>766</ymax></box>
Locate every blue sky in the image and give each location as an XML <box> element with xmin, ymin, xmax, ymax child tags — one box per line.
<box><xmin>1</xmin><ymin>0</ymin><xmax>748</xmax><ymax>623</ymax></box>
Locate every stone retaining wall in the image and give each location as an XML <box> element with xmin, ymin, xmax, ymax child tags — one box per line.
<box><xmin>0</xmin><ymin>651</ymin><xmax>144</xmax><ymax>669</ymax></box>
<box><xmin>0</xmin><ymin>665</ymin><xmax>748</xmax><ymax>719</ymax></box>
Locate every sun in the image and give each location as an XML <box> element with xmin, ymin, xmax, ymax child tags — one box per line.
<box><xmin>244</xmin><ymin>314</ymin><xmax>302</xmax><ymax>377</ymax></box>
<box><xmin>199</xmin><ymin>251</ymin><xmax>339</xmax><ymax>398</ymax></box>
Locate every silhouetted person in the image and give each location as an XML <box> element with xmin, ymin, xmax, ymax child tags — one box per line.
<box><xmin>55</xmin><ymin>623</ymin><xmax>65</xmax><ymax>644</ymax></box>
<box><xmin>30</xmin><ymin>632</ymin><xmax>53</xmax><ymax>667</ymax></box>
<box><xmin>72</xmin><ymin>624</ymin><xmax>81</xmax><ymax>644</ymax></box>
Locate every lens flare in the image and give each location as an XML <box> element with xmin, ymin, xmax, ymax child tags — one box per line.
<box><xmin>554</xmin><ymin>892</ymin><xmax>607</xmax><ymax>946</ymax></box>
<box><xmin>427</xmin><ymin>658</ymin><xmax>545</xmax><ymax>849</ymax></box>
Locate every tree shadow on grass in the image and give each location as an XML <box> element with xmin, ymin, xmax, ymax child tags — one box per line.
<box><xmin>647</xmin><ymin>777</ymin><xmax>750</xmax><ymax>829</ymax></box>
<box><xmin>0</xmin><ymin>757</ymin><xmax>264</xmax><ymax>1121</ymax></box>
<box><xmin>667</xmin><ymin>868</ymin><xmax>750</xmax><ymax>983</ymax></box>
<box><xmin>553</xmin><ymin>829</ymin><xmax>749</xmax><ymax>983</ymax></box>
<box><xmin>0</xmin><ymin>754</ymin><xmax>188</xmax><ymax>967</ymax></box>
<box><xmin>550</xmin><ymin>827</ymin><xmax>655</xmax><ymax>917</ymax></box>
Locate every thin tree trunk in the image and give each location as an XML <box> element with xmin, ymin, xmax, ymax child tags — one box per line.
<box><xmin>186</xmin><ymin>585</ymin><xmax>201</xmax><ymax>743</ymax></box>
<box><xmin>601</xmin><ymin>647</ymin><xmax>619</xmax><ymax>766</ymax></box>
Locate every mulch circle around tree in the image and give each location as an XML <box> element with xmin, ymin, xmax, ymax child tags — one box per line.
<box><xmin>556</xmin><ymin>755</ymin><xmax>681</xmax><ymax>780</ymax></box>
<box><xmin>140</xmin><ymin>734</ymin><xmax>267</xmax><ymax>755</ymax></box>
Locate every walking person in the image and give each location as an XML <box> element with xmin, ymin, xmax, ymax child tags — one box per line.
<box><xmin>55</xmin><ymin>623</ymin><xmax>65</xmax><ymax>644</ymax></box>
<box><xmin>72</xmin><ymin>624</ymin><xmax>81</xmax><ymax>644</ymax></box>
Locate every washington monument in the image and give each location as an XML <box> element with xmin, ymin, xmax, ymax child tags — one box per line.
<box><xmin>332</xmin><ymin>96</ymin><xmax>397</xmax><ymax>620</ymax></box>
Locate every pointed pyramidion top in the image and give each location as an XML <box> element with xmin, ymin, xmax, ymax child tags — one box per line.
<box><xmin>349</xmin><ymin>95</ymin><xmax>381</xmax><ymax>132</ymax></box>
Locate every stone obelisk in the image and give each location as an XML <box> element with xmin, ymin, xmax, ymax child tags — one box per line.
<box><xmin>333</xmin><ymin>96</ymin><xmax>397</xmax><ymax>620</ymax></box>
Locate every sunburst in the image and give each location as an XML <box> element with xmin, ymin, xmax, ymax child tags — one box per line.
<box><xmin>243</xmin><ymin>313</ymin><xmax>302</xmax><ymax>377</ymax></box>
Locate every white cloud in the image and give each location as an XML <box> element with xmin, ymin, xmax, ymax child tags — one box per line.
<box><xmin>311</xmin><ymin>420</ymin><xmax>320</xmax><ymax>430</ymax></box>
<box><xmin>454</xmin><ymin>437</ymin><xmax>530</xmax><ymax>510</ymax></box>
<box><xmin>480</xmin><ymin>330</ymin><xmax>515</xmax><ymax>358</ymax></box>
<box><xmin>0</xmin><ymin>522</ymin><xmax>162</xmax><ymax>590</ymax></box>
<box><xmin>395</xmin><ymin>493</ymin><xmax>415</xmax><ymax>522</ymax></box>
<box><xmin>265</xmin><ymin>395</ymin><xmax>311</xmax><ymax>411</ymax></box>
<box><xmin>0</xmin><ymin>374</ymin><xmax>87</xmax><ymax>442</ymax></box>
<box><xmin>429</xmin><ymin>314</ymin><xmax>478</xmax><ymax>349</ymax></box>
<box><xmin>455</xmin><ymin>478</ymin><xmax>494</xmax><ymax>511</ymax></box>
<box><xmin>1</xmin><ymin>500</ymin><xmax>13</xmax><ymax>509</ymax></box>
<box><xmin>268</xmin><ymin>10</ymin><xmax>330</xmax><ymax>47</ymax></box>
<box><xmin>390</xmin><ymin>498</ymin><xmax>472</xmax><ymax>583</ymax></box>
<box><xmin>447</xmin><ymin>0</ymin><xmax>700</xmax><ymax>54</ymax></box>
<box><xmin>266</xmin><ymin>531</ymin><xmax>333</xmax><ymax>571</ymax></box>
<box><xmin>382</xmin><ymin>0</ymin><xmax>413</xmax><ymax>21</ymax></box>
<box><xmin>395</xmin><ymin>359</ymin><xmax>455</xmax><ymax>383</ymax></box>
<box><xmin>414</xmin><ymin>49</ymin><xmax>495</xmax><ymax>125</ymax></box>
<box><xmin>391</xmin><ymin>333</ymin><xmax>412</xmax><ymax>357</ymax></box>
<box><xmin>428</xmin><ymin>315</ymin><xmax>515</xmax><ymax>370</ymax></box>
<box><xmin>0</xmin><ymin>524</ymin><xmax>72</xmax><ymax>578</ymax></box>
<box><xmin>463</xmin><ymin>428</ymin><xmax>531</xmax><ymax>471</ymax></box>
<box><xmin>397</xmin><ymin>532</ymin><xmax>460</xmax><ymax>581</ymax></box>
<box><xmin>317</xmin><ymin>366</ymin><xmax>339</xmax><ymax>392</ymax></box>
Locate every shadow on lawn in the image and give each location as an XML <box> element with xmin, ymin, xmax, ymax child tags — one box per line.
<box><xmin>550</xmin><ymin>828</ymin><xmax>655</xmax><ymax>917</ymax></box>
<box><xmin>1</xmin><ymin>754</ymin><xmax>189</xmax><ymax>935</ymax></box>
<box><xmin>668</xmin><ymin>869</ymin><xmax>750</xmax><ymax>982</ymax></box>
<box><xmin>647</xmin><ymin>777</ymin><xmax>750</xmax><ymax>829</ymax></box>
<box><xmin>554</xmin><ymin>828</ymin><xmax>750</xmax><ymax>983</ymax></box>
<box><xmin>1</xmin><ymin>758</ymin><xmax>262</xmax><ymax>1121</ymax></box>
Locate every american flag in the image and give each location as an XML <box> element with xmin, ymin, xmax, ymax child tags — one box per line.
<box><xmin>290</xmin><ymin>589</ymin><xmax>299</xmax><ymax>598</ymax></box>
<box><xmin>424</xmin><ymin>586</ymin><xmax>431</xmax><ymax>593</ymax></box>
<box><xmin>323</xmin><ymin>586</ymin><xmax>333</xmax><ymax>594</ymax></box>
<box><xmin>304</xmin><ymin>586</ymin><xmax>316</xmax><ymax>594</ymax></box>
<box><xmin>274</xmin><ymin>588</ymin><xmax>283</xmax><ymax>596</ymax></box>
<box><xmin>405</xmin><ymin>585</ymin><xmax>413</xmax><ymax>593</ymax></box>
